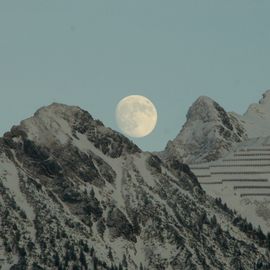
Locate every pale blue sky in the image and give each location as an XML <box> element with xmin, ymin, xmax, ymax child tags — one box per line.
<box><xmin>0</xmin><ymin>1</ymin><xmax>270</xmax><ymax>151</ymax></box>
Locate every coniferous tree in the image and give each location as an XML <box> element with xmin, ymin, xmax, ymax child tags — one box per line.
<box><xmin>70</xmin><ymin>245</ymin><xmax>77</xmax><ymax>261</ymax></box>
<box><xmin>90</xmin><ymin>188</ymin><xmax>95</xmax><ymax>199</ymax></box>
<box><xmin>108</xmin><ymin>247</ymin><xmax>113</xmax><ymax>261</ymax></box>
<box><xmin>210</xmin><ymin>215</ymin><xmax>217</xmax><ymax>227</ymax></box>
<box><xmin>53</xmin><ymin>253</ymin><xmax>60</xmax><ymax>267</ymax></box>
<box><xmin>80</xmin><ymin>249</ymin><xmax>87</xmax><ymax>269</ymax></box>
<box><xmin>90</xmin><ymin>247</ymin><xmax>95</xmax><ymax>257</ymax></box>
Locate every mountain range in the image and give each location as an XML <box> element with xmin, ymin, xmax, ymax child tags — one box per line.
<box><xmin>1</xmin><ymin>94</ymin><xmax>270</xmax><ymax>269</ymax></box>
<box><xmin>161</xmin><ymin>90</ymin><xmax>270</xmax><ymax>164</ymax></box>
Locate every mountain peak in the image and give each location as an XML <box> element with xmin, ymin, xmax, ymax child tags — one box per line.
<box><xmin>244</xmin><ymin>90</ymin><xmax>270</xmax><ymax>119</ymax></box>
<box><xmin>33</xmin><ymin>102</ymin><xmax>91</xmax><ymax>121</ymax></box>
<box><xmin>17</xmin><ymin>103</ymin><xmax>94</xmax><ymax>146</ymax></box>
<box><xmin>187</xmin><ymin>95</ymin><xmax>224</xmax><ymax>123</ymax></box>
<box><xmin>195</xmin><ymin>95</ymin><xmax>215</xmax><ymax>104</ymax></box>
<box><xmin>161</xmin><ymin>95</ymin><xmax>247</xmax><ymax>163</ymax></box>
<box><xmin>4</xmin><ymin>102</ymin><xmax>140</xmax><ymax>159</ymax></box>
<box><xmin>190</xmin><ymin>96</ymin><xmax>216</xmax><ymax>109</ymax></box>
<box><xmin>259</xmin><ymin>89</ymin><xmax>270</xmax><ymax>105</ymax></box>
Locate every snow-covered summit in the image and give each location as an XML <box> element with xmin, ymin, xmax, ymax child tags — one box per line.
<box><xmin>31</xmin><ymin>102</ymin><xmax>92</xmax><ymax>129</ymax></box>
<box><xmin>9</xmin><ymin>102</ymin><xmax>140</xmax><ymax>158</ymax></box>
<box><xmin>19</xmin><ymin>103</ymin><xmax>89</xmax><ymax>145</ymax></box>
<box><xmin>34</xmin><ymin>102</ymin><xmax>84</xmax><ymax>115</ymax></box>
<box><xmin>161</xmin><ymin>96</ymin><xmax>247</xmax><ymax>163</ymax></box>
<box><xmin>186</xmin><ymin>96</ymin><xmax>221</xmax><ymax>122</ymax></box>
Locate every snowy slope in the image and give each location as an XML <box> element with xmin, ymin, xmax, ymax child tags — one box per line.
<box><xmin>190</xmin><ymin>136</ymin><xmax>270</xmax><ymax>234</ymax></box>
<box><xmin>0</xmin><ymin>103</ymin><xmax>270</xmax><ymax>269</ymax></box>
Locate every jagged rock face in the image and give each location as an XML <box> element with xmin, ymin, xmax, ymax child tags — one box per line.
<box><xmin>162</xmin><ymin>96</ymin><xmax>247</xmax><ymax>164</ymax></box>
<box><xmin>0</xmin><ymin>103</ymin><xmax>270</xmax><ymax>269</ymax></box>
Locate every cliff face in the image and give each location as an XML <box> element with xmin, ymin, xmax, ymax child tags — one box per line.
<box><xmin>0</xmin><ymin>103</ymin><xmax>269</xmax><ymax>269</ymax></box>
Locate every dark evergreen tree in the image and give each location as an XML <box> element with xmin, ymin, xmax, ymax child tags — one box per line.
<box><xmin>70</xmin><ymin>245</ymin><xmax>77</xmax><ymax>261</ymax></box>
<box><xmin>90</xmin><ymin>247</ymin><xmax>95</xmax><ymax>257</ymax></box>
<box><xmin>53</xmin><ymin>253</ymin><xmax>60</xmax><ymax>267</ymax></box>
<box><xmin>210</xmin><ymin>215</ymin><xmax>217</xmax><ymax>227</ymax></box>
<box><xmin>90</xmin><ymin>188</ymin><xmax>95</xmax><ymax>199</ymax></box>
<box><xmin>79</xmin><ymin>249</ymin><xmax>87</xmax><ymax>269</ymax></box>
<box><xmin>108</xmin><ymin>247</ymin><xmax>113</xmax><ymax>261</ymax></box>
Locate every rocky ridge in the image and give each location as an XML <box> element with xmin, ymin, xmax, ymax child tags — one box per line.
<box><xmin>0</xmin><ymin>103</ymin><xmax>270</xmax><ymax>269</ymax></box>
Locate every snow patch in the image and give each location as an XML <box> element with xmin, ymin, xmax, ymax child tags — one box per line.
<box><xmin>0</xmin><ymin>154</ymin><xmax>36</xmax><ymax>241</ymax></box>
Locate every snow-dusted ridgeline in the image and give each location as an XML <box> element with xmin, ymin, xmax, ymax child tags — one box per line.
<box><xmin>0</xmin><ymin>103</ymin><xmax>270</xmax><ymax>269</ymax></box>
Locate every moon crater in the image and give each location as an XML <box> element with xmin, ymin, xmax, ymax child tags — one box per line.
<box><xmin>116</xmin><ymin>95</ymin><xmax>158</xmax><ymax>138</ymax></box>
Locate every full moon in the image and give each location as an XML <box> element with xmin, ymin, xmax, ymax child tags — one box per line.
<box><xmin>116</xmin><ymin>95</ymin><xmax>158</xmax><ymax>138</ymax></box>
